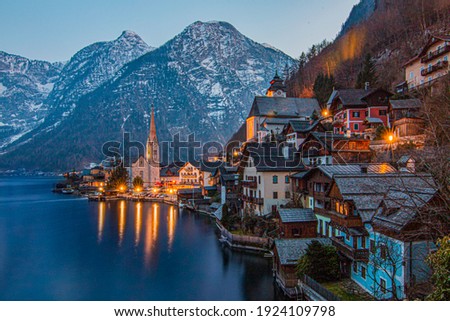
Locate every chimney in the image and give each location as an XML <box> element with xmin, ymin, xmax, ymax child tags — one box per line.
<box><xmin>365</xmin><ymin>82</ymin><xmax>370</xmax><ymax>90</ymax></box>
<box><xmin>361</xmin><ymin>164</ymin><xmax>368</xmax><ymax>174</ymax></box>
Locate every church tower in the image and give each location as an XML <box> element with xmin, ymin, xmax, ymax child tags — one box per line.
<box><xmin>266</xmin><ymin>71</ymin><xmax>287</xmax><ymax>97</ymax></box>
<box><xmin>146</xmin><ymin>104</ymin><xmax>160</xmax><ymax>186</ymax></box>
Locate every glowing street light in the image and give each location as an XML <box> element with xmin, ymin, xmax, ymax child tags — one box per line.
<box><xmin>119</xmin><ymin>185</ymin><xmax>126</xmax><ymax>192</ymax></box>
<box><xmin>322</xmin><ymin>109</ymin><xmax>329</xmax><ymax>117</ymax></box>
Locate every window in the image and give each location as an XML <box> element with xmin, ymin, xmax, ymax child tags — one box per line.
<box><xmin>428</xmin><ymin>63</ymin><xmax>432</xmax><ymax>72</ymax></box>
<box><xmin>273</xmin><ymin>192</ymin><xmax>278</xmax><ymax>199</ymax></box>
<box><xmin>352</xmin><ymin>111</ymin><xmax>360</xmax><ymax>118</ymax></box>
<box><xmin>361</xmin><ymin>265</ymin><xmax>366</xmax><ymax>279</ymax></box>
<box><xmin>380</xmin><ymin>278</ymin><xmax>387</xmax><ymax>294</ymax></box>
<box><xmin>428</xmin><ymin>76</ymin><xmax>432</xmax><ymax>83</ymax></box>
<box><xmin>365</xmin><ymin>111</ymin><xmax>368</xmax><ymax>117</ymax></box>
<box><xmin>319</xmin><ymin>220</ymin><xmax>323</xmax><ymax>235</ymax></box>
<box><xmin>258</xmin><ymin>176</ymin><xmax>261</xmax><ymax>184</ymax></box>
<box><xmin>285</xmin><ymin>191</ymin><xmax>290</xmax><ymax>199</ymax></box>
<box><xmin>409</xmin><ymin>71</ymin><xmax>414</xmax><ymax>79</ymax></box>
<box><xmin>444</xmin><ymin>56</ymin><xmax>448</xmax><ymax>62</ymax></box>
<box><xmin>285</xmin><ymin>175</ymin><xmax>289</xmax><ymax>184</ymax></box>
<box><xmin>345</xmin><ymin>234</ymin><xmax>350</xmax><ymax>241</ymax></box>
<box><xmin>380</xmin><ymin>244</ymin><xmax>387</xmax><ymax>260</ymax></box>
<box><xmin>379</xmin><ymin>110</ymin><xmax>387</xmax><ymax>116</ymax></box>
<box><xmin>292</xmin><ymin>228</ymin><xmax>300</xmax><ymax>236</ymax></box>
<box><xmin>370</xmin><ymin>240</ymin><xmax>376</xmax><ymax>253</ymax></box>
<box><xmin>273</xmin><ymin>175</ymin><xmax>278</xmax><ymax>184</ymax></box>
<box><xmin>353</xmin><ymin>262</ymin><xmax>358</xmax><ymax>273</ymax></box>
<box><xmin>354</xmin><ymin>123</ymin><xmax>359</xmax><ymax>130</ymax></box>
<box><xmin>361</xmin><ymin>236</ymin><xmax>366</xmax><ymax>249</ymax></box>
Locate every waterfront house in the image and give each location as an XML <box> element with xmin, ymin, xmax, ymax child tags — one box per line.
<box><xmin>299</xmin><ymin>132</ymin><xmax>372</xmax><ymax>166</ymax></box>
<box><xmin>397</xmin><ymin>35</ymin><xmax>450</xmax><ymax>93</ymax></box>
<box><xmin>290</xmin><ymin>163</ymin><xmax>396</xmax><ymax>234</ymax></box>
<box><xmin>179</xmin><ymin>162</ymin><xmax>201</xmax><ymax>185</ymax></box>
<box><xmin>273</xmin><ymin>238</ymin><xmax>331</xmax><ymax>298</ymax></box>
<box><xmin>160</xmin><ymin>163</ymin><xmax>182</xmax><ymax>185</ymax></box>
<box><xmin>327</xmin><ymin>88</ymin><xmax>392</xmax><ymax>137</ymax></box>
<box><xmin>325</xmin><ymin>172</ymin><xmax>436</xmax><ymax>299</ymax></box>
<box><xmin>239</xmin><ymin>142</ymin><xmax>303</xmax><ymax>216</ymax></box>
<box><xmin>277</xmin><ymin>208</ymin><xmax>317</xmax><ymax>238</ymax></box>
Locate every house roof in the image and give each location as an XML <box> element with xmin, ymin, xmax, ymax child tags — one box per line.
<box><xmin>390</xmin><ymin>99</ymin><xmax>422</xmax><ymax>110</ymax></box>
<box><xmin>248</xmin><ymin>96</ymin><xmax>320</xmax><ymax>118</ymax></box>
<box><xmin>397</xmin><ymin>155</ymin><xmax>413</xmax><ymax>166</ymax></box>
<box><xmin>332</xmin><ymin>173</ymin><xmax>436</xmax><ymax>222</ymax></box>
<box><xmin>274</xmin><ymin>238</ymin><xmax>332</xmax><ymax>265</ymax></box>
<box><xmin>366</xmin><ymin>117</ymin><xmax>384</xmax><ymax>124</ymax></box>
<box><xmin>317</xmin><ymin>163</ymin><xmax>396</xmax><ymax>178</ymax></box>
<box><xmin>327</xmin><ymin>88</ymin><xmax>392</xmax><ymax>107</ymax></box>
<box><xmin>278</xmin><ymin>208</ymin><xmax>317</xmax><ymax>223</ymax></box>
<box><xmin>372</xmin><ymin>187</ymin><xmax>437</xmax><ymax>232</ymax></box>
<box><xmin>288</xmin><ymin>119</ymin><xmax>323</xmax><ymax>133</ymax></box>
<box><xmin>301</xmin><ymin>132</ymin><xmax>369</xmax><ymax>152</ymax></box>
<box><xmin>243</xmin><ymin>142</ymin><xmax>304</xmax><ymax>172</ymax></box>
<box><xmin>227</xmin><ymin>122</ymin><xmax>247</xmax><ymax>145</ymax></box>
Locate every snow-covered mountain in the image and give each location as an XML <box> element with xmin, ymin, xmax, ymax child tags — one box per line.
<box><xmin>0</xmin><ymin>52</ymin><xmax>63</xmax><ymax>148</ymax></box>
<box><xmin>0</xmin><ymin>30</ymin><xmax>153</xmax><ymax>150</ymax></box>
<box><xmin>0</xmin><ymin>21</ymin><xmax>295</xmax><ymax>171</ymax></box>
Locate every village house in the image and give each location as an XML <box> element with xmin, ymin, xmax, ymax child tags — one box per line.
<box><xmin>239</xmin><ymin>142</ymin><xmax>303</xmax><ymax>216</ymax></box>
<box><xmin>273</xmin><ymin>238</ymin><xmax>331</xmax><ymax>298</ymax></box>
<box><xmin>178</xmin><ymin>162</ymin><xmax>201</xmax><ymax>185</ymax></box>
<box><xmin>160</xmin><ymin>163</ymin><xmax>182</xmax><ymax>185</ymax></box>
<box><xmin>245</xmin><ymin>73</ymin><xmax>320</xmax><ymax>142</ymax></box>
<box><xmin>327</xmin><ymin>88</ymin><xmax>392</xmax><ymax>138</ymax></box>
<box><xmin>299</xmin><ymin>132</ymin><xmax>372</xmax><ymax>166</ymax></box>
<box><xmin>397</xmin><ymin>34</ymin><xmax>450</xmax><ymax>93</ymax></box>
<box><xmin>324</xmin><ymin>172</ymin><xmax>436</xmax><ymax>299</ymax></box>
<box><xmin>290</xmin><ymin>163</ymin><xmax>396</xmax><ymax>234</ymax></box>
<box><xmin>277</xmin><ymin>208</ymin><xmax>317</xmax><ymax>238</ymax></box>
<box><xmin>210</xmin><ymin>165</ymin><xmax>240</xmax><ymax>210</ymax></box>
<box><xmin>283</xmin><ymin>119</ymin><xmax>326</xmax><ymax>149</ymax></box>
<box><xmin>388</xmin><ymin>99</ymin><xmax>425</xmax><ymax>138</ymax></box>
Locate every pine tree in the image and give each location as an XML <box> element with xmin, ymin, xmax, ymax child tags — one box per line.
<box><xmin>355</xmin><ymin>53</ymin><xmax>378</xmax><ymax>89</ymax></box>
<box><xmin>313</xmin><ymin>72</ymin><xmax>336</xmax><ymax>107</ymax></box>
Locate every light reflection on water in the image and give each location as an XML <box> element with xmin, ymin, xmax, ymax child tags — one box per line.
<box><xmin>0</xmin><ymin>177</ymin><xmax>281</xmax><ymax>300</ymax></box>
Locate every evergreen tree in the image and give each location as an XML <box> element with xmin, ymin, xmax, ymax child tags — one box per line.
<box><xmin>355</xmin><ymin>53</ymin><xmax>378</xmax><ymax>89</ymax></box>
<box><xmin>108</xmin><ymin>164</ymin><xmax>129</xmax><ymax>189</ymax></box>
<box><xmin>296</xmin><ymin>241</ymin><xmax>340</xmax><ymax>282</ymax></box>
<box><xmin>313</xmin><ymin>73</ymin><xmax>336</xmax><ymax>107</ymax></box>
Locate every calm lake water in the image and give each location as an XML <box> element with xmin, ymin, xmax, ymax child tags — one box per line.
<box><xmin>0</xmin><ymin>177</ymin><xmax>280</xmax><ymax>300</ymax></box>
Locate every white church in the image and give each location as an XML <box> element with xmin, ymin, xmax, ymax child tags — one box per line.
<box><xmin>130</xmin><ymin>104</ymin><xmax>160</xmax><ymax>187</ymax></box>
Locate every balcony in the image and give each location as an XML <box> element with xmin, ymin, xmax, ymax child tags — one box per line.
<box><xmin>329</xmin><ymin>211</ymin><xmax>363</xmax><ymax>228</ymax></box>
<box><xmin>421</xmin><ymin>60</ymin><xmax>449</xmax><ymax>76</ymax></box>
<box><xmin>241</xmin><ymin>180</ymin><xmax>257</xmax><ymax>188</ymax></box>
<box><xmin>242</xmin><ymin>195</ymin><xmax>264</xmax><ymax>205</ymax></box>
<box><xmin>421</xmin><ymin>45</ymin><xmax>450</xmax><ymax>63</ymax></box>
<box><xmin>331</xmin><ymin>236</ymin><xmax>369</xmax><ymax>262</ymax></box>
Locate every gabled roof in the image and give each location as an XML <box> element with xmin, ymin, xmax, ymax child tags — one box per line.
<box><xmin>397</xmin><ymin>155</ymin><xmax>413</xmax><ymax>166</ymax></box>
<box><xmin>242</xmin><ymin>142</ymin><xmax>304</xmax><ymax>172</ymax></box>
<box><xmin>331</xmin><ymin>173</ymin><xmax>436</xmax><ymax>222</ymax></box>
<box><xmin>372</xmin><ymin>187</ymin><xmax>437</xmax><ymax>232</ymax></box>
<box><xmin>327</xmin><ymin>88</ymin><xmax>392</xmax><ymax>107</ymax></box>
<box><xmin>287</xmin><ymin>119</ymin><xmax>324</xmax><ymax>133</ymax></box>
<box><xmin>317</xmin><ymin>163</ymin><xmax>396</xmax><ymax>178</ymax></box>
<box><xmin>278</xmin><ymin>208</ymin><xmax>316</xmax><ymax>223</ymax></box>
<box><xmin>300</xmin><ymin>132</ymin><xmax>369</xmax><ymax>152</ymax></box>
<box><xmin>248</xmin><ymin>96</ymin><xmax>320</xmax><ymax>118</ymax></box>
<box><xmin>275</xmin><ymin>238</ymin><xmax>332</xmax><ymax>265</ymax></box>
<box><xmin>403</xmin><ymin>34</ymin><xmax>450</xmax><ymax>66</ymax></box>
<box><xmin>389</xmin><ymin>99</ymin><xmax>422</xmax><ymax>110</ymax></box>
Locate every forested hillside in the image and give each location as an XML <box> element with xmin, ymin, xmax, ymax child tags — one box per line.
<box><xmin>286</xmin><ymin>0</ymin><xmax>450</xmax><ymax>101</ymax></box>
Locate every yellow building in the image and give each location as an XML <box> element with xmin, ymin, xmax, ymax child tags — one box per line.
<box><xmin>399</xmin><ymin>35</ymin><xmax>449</xmax><ymax>92</ymax></box>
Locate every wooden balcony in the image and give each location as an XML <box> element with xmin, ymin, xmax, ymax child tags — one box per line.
<box><xmin>421</xmin><ymin>45</ymin><xmax>450</xmax><ymax>63</ymax></box>
<box><xmin>242</xmin><ymin>195</ymin><xmax>264</xmax><ymax>205</ymax></box>
<box><xmin>241</xmin><ymin>180</ymin><xmax>257</xmax><ymax>188</ymax></box>
<box><xmin>329</xmin><ymin>211</ymin><xmax>363</xmax><ymax>228</ymax></box>
<box><xmin>331</xmin><ymin>236</ymin><xmax>369</xmax><ymax>262</ymax></box>
<box><xmin>421</xmin><ymin>60</ymin><xmax>449</xmax><ymax>76</ymax></box>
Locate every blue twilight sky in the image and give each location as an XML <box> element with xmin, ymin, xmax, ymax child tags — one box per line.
<box><xmin>0</xmin><ymin>0</ymin><xmax>359</xmax><ymax>62</ymax></box>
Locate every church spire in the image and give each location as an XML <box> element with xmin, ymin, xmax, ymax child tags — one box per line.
<box><xmin>148</xmin><ymin>104</ymin><xmax>157</xmax><ymax>143</ymax></box>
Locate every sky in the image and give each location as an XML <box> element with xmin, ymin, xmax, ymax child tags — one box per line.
<box><xmin>0</xmin><ymin>0</ymin><xmax>359</xmax><ymax>62</ymax></box>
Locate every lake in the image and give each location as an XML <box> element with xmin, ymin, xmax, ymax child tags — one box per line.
<box><xmin>0</xmin><ymin>177</ymin><xmax>281</xmax><ymax>300</ymax></box>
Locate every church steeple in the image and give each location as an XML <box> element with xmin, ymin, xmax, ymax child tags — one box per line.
<box><xmin>148</xmin><ymin>104</ymin><xmax>158</xmax><ymax>144</ymax></box>
<box><xmin>147</xmin><ymin>104</ymin><xmax>159</xmax><ymax>163</ymax></box>
<box><xmin>266</xmin><ymin>71</ymin><xmax>287</xmax><ymax>97</ymax></box>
